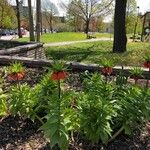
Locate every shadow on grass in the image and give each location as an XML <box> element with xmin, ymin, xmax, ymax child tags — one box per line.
<box><xmin>46</xmin><ymin>45</ymin><xmax>96</xmax><ymax>62</ymax></box>
<box><xmin>45</xmin><ymin>41</ymin><xmax>150</xmax><ymax>66</ymax></box>
<box><xmin>45</xmin><ymin>44</ymin><xmax>127</xmax><ymax>65</ymax></box>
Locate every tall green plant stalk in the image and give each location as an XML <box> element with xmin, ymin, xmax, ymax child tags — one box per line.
<box><xmin>108</xmin><ymin>126</ymin><xmax>124</xmax><ymax>144</ymax></box>
<box><xmin>58</xmin><ymin>79</ymin><xmax>61</xmax><ymax>144</ymax></box>
<box><xmin>146</xmin><ymin>68</ymin><xmax>150</xmax><ymax>88</ymax></box>
<box><xmin>58</xmin><ymin>80</ymin><xmax>61</xmax><ymax>99</ymax></box>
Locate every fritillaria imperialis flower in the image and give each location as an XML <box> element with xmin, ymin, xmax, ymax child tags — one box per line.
<box><xmin>7</xmin><ymin>72</ymin><xmax>25</xmax><ymax>81</ymax></box>
<box><xmin>144</xmin><ymin>61</ymin><xmax>150</xmax><ymax>68</ymax></box>
<box><xmin>51</xmin><ymin>71</ymin><xmax>68</xmax><ymax>81</ymax></box>
<box><xmin>102</xmin><ymin>67</ymin><xmax>113</xmax><ymax>75</ymax></box>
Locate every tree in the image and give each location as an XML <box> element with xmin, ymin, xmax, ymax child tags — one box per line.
<box><xmin>126</xmin><ymin>0</ymin><xmax>137</xmax><ymax>34</ymax></box>
<box><xmin>66</xmin><ymin>6</ymin><xmax>84</xmax><ymax>32</ymax></box>
<box><xmin>36</xmin><ymin>0</ymin><xmax>41</xmax><ymax>42</ymax></box>
<box><xmin>28</xmin><ymin>0</ymin><xmax>35</xmax><ymax>41</ymax></box>
<box><xmin>126</xmin><ymin>0</ymin><xmax>136</xmax><ymax>17</ymax></box>
<box><xmin>113</xmin><ymin>0</ymin><xmax>127</xmax><ymax>53</ymax></box>
<box><xmin>41</xmin><ymin>0</ymin><xmax>58</xmax><ymax>33</ymax></box>
<box><xmin>16</xmin><ymin>0</ymin><xmax>22</xmax><ymax>38</ymax></box>
<box><xmin>0</xmin><ymin>0</ymin><xmax>16</xmax><ymax>29</ymax></box>
<box><xmin>66</xmin><ymin>0</ymin><xmax>113</xmax><ymax>37</ymax></box>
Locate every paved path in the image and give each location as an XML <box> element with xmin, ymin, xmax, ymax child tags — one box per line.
<box><xmin>44</xmin><ymin>37</ymin><xmax>113</xmax><ymax>47</ymax></box>
<box><xmin>0</xmin><ymin>33</ymin><xmax>29</xmax><ymax>40</ymax></box>
<box><xmin>0</xmin><ymin>35</ymin><xmax>18</xmax><ymax>40</ymax></box>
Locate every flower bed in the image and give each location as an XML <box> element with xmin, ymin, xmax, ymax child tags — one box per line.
<box><xmin>0</xmin><ymin>62</ymin><xmax>150</xmax><ymax>150</ymax></box>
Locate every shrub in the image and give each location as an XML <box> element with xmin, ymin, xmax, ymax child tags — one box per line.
<box><xmin>78</xmin><ymin>73</ymin><xmax>116</xmax><ymax>144</ymax></box>
<box><xmin>9</xmin><ymin>83</ymin><xmax>37</xmax><ymax>120</ymax></box>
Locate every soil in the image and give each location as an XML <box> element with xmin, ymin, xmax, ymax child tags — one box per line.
<box><xmin>0</xmin><ymin>116</ymin><xmax>150</xmax><ymax>150</ymax></box>
<box><xmin>0</xmin><ymin>116</ymin><xmax>48</xmax><ymax>150</ymax></box>
<box><xmin>0</xmin><ymin>67</ymin><xmax>150</xmax><ymax>150</ymax></box>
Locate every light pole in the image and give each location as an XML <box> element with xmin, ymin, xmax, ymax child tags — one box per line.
<box><xmin>133</xmin><ymin>6</ymin><xmax>140</xmax><ymax>42</ymax></box>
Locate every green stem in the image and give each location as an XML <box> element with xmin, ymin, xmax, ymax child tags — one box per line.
<box><xmin>146</xmin><ymin>79</ymin><xmax>149</xmax><ymax>88</ymax></box>
<box><xmin>135</xmin><ymin>79</ymin><xmax>138</xmax><ymax>85</ymax></box>
<box><xmin>107</xmin><ymin>126</ymin><xmax>124</xmax><ymax>144</ymax></box>
<box><xmin>58</xmin><ymin>80</ymin><xmax>61</xmax><ymax>140</ymax></box>
<box><xmin>145</xmin><ymin>68</ymin><xmax>150</xmax><ymax>88</ymax></box>
<box><xmin>35</xmin><ymin>114</ymin><xmax>44</xmax><ymax>124</ymax></box>
<box><xmin>58</xmin><ymin>80</ymin><xmax>61</xmax><ymax>99</ymax></box>
<box><xmin>106</xmin><ymin>75</ymin><xmax>108</xmax><ymax>83</ymax></box>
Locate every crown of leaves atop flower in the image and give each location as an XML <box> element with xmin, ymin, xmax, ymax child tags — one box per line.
<box><xmin>51</xmin><ymin>61</ymin><xmax>67</xmax><ymax>72</ymax></box>
<box><xmin>100</xmin><ymin>58</ymin><xmax>114</xmax><ymax>68</ymax></box>
<box><xmin>129</xmin><ymin>67</ymin><xmax>143</xmax><ymax>77</ymax></box>
<box><xmin>144</xmin><ymin>54</ymin><xmax>150</xmax><ymax>62</ymax></box>
<box><xmin>9</xmin><ymin>62</ymin><xmax>24</xmax><ymax>74</ymax></box>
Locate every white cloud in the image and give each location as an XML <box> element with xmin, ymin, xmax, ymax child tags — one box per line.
<box><xmin>137</xmin><ymin>0</ymin><xmax>150</xmax><ymax>13</ymax></box>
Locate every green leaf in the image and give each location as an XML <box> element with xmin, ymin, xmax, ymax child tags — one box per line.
<box><xmin>123</xmin><ymin>124</ymin><xmax>132</xmax><ymax>135</ymax></box>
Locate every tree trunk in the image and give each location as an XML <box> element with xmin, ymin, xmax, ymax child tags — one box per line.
<box><xmin>113</xmin><ymin>0</ymin><xmax>127</xmax><ymax>53</ymax></box>
<box><xmin>28</xmin><ymin>0</ymin><xmax>35</xmax><ymax>41</ymax></box>
<box><xmin>50</xmin><ymin>14</ymin><xmax>53</xmax><ymax>33</ymax></box>
<box><xmin>36</xmin><ymin>0</ymin><xmax>41</xmax><ymax>42</ymax></box>
<box><xmin>85</xmin><ymin>19</ymin><xmax>90</xmax><ymax>38</ymax></box>
<box><xmin>16</xmin><ymin>0</ymin><xmax>22</xmax><ymax>38</ymax></box>
<box><xmin>74</xmin><ymin>17</ymin><xmax>77</xmax><ymax>32</ymax></box>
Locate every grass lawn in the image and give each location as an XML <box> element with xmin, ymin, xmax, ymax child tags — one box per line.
<box><xmin>18</xmin><ymin>32</ymin><xmax>111</xmax><ymax>43</ymax></box>
<box><xmin>45</xmin><ymin>41</ymin><xmax>150</xmax><ymax>66</ymax></box>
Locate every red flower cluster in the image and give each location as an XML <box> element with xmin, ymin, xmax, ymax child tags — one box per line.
<box><xmin>51</xmin><ymin>71</ymin><xmax>68</xmax><ymax>80</ymax></box>
<box><xmin>7</xmin><ymin>72</ymin><xmax>25</xmax><ymax>81</ymax></box>
<box><xmin>144</xmin><ymin>61</ymin><xmax>150</xmax><ymax>68</ymax></box>
<box><xmin>102</xmin><ymin>67</ymin><xmax>113</xmax><ymax>75</ymax></box>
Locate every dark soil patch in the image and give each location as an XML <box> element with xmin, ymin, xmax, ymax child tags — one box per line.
<box><xmin>0</xmin><ymin>116</ymin><xmax>150</xmax><ymax>150</ymax></box>
<box><xmin>0</xmin><ymin>116</ymin><xmax>48</xmax><ymax>150</ymax></box>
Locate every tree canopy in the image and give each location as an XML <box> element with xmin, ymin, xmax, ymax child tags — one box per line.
<box><xmin>0</xmin><ymin>0</ymin><xmax>17</xmax><ymax>28</ymax></box>
<box><xmin>67</xmin><ymin>0</ymin><xmax>113</xmax><ymax>36</ymax></box>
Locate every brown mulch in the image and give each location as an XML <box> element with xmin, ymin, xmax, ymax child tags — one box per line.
<box><xmin>0</xmin><ymin>116</ymin><xmax>48</xmax><ymax>150</ymax></box>
<box><xmin>0</xmin><ymin>116</ymin><xmax>150</xmax><ymax>150</ymax></box>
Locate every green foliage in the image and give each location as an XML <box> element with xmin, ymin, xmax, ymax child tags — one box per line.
<box><xmin>5</xmin><ymin>67</ymin><xmax>150</xmax><ymax>147</ymax></box>
<box><xmin>0</xmin><ymin>0</ymin><xmax>17</xmax><ymax>28</ymax></box>
<box><xmin>129</xmin><ymin>67</ymin><xmax>143</xmax><ymax>77</ymax></box>
<box><xmin>40</xmin><ymin>79</ymin><xmax>79</xmax><ymax>149</ymax></box>
<box><xmin>100</xmin><ymin>58</ymin><xmax>114</xmax><ymax>67</ymax></box>
<box><xmin>114</xmin><ymin>86</ymin><xmax>150</xmax><ymax>134</ymax></box>
<box><xmin>33</xmin><ymin>74</ymin><xmax>56</xmax><ymax>115</ymax></box>
<box><xmin>116</xmin><ymin>71</ymin><xmax>128</xmax><ymax>86</ymax></box>
<box><xmin>78</xmin><ymin>72</ymin><xmax>150</xmax><ymax>144</ymax></box>
<box><xmin>52</xmin><ymin>61</ymin><xmax>66</xmax><ymax>72</ymax></box>
<box><xmin>0</xmin><ymin>93</ymin><xmax>7</xmax><ymax>116</ymax></box>
<box><xmin>0</xmin><ymin>77</ymin><xmax>8</xmax><ymax>116</ymax></box>
<box><xmin>9</xmin><ymin>83</ymin><xmax>37</xmax><ymax>120</ymax></box>
<box><xmin>126</xmin><ymin>15</ymin><xmax>142</xmax><ymax>34</ymax></box>
<box><xmin>8</xmin><ymin>62</ymin><xmax>24</xmax><ymax>73</ymax></box>
<box><xmin>144</xmin><ymin>54</ymin><xmax>150</xmax><ymax>61</ymax></box>
<box><xmin>0</xmin><ymin>85</ymin><xmax>7</xmax><ymax>116</ymax></box>
<box><xmin>78</xmin><ymin>73</ymin><xmax>116</xmax><ymax>144</ymax></box>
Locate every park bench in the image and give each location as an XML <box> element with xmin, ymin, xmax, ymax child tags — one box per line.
<box><xmin>87</xmin><ymin>33</ymin><xmax>96</xmax><ymax>39</ymax></box>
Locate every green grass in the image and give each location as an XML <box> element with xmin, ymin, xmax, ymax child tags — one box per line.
<box><xmin>18</xmin><ymin>32</ymin><xmax>111</xmax><ymax>43</ymax></box>
<box><xmin>95</xmin><ymin>33</ymin><xmax>112</xmax><ymax>38</ymax></box>
<box><xmin>45</xmin><ymin>41</ymin><xmax>150</xmax><ymax>66</ymax></box>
